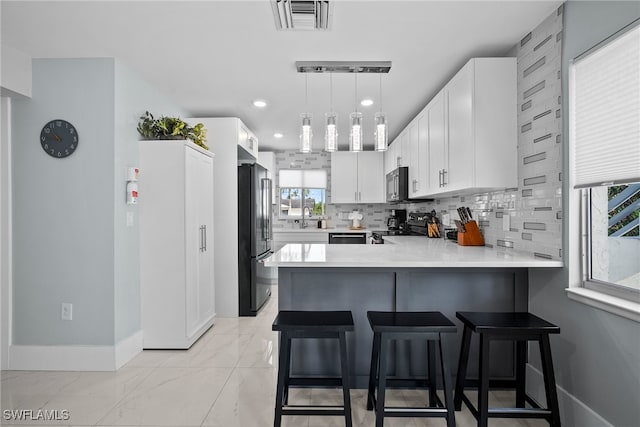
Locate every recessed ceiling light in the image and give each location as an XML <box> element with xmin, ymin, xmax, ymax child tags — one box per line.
<box><xmin>253</xmin><ymin>100</ymin><xmax>267</xmax><ymax>108</ymax></box>
<box><xmin>274</xmin><ymin>132</ymin><xmax>284</xmax><ymax>138</ymax></box>
<box><xmin>360</xmin><ymin>99</ymin><xmax>374</xmax><ymax>107</ymax></box>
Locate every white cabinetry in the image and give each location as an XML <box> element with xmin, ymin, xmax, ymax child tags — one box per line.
<box><xmin>439</xmin><ymin>58</ymin><xmax>517</xmax><ymax>195</ymax></box>
<box><xmin>408</xmin><ymin>114</ymin><xmax>429</xmax><ymax>198</ymax></box>
<box><xmin>331</xmin><ymin>151</ymin><xmax>384</xmax><ymax>204</ymax></box>
<box><xmin>188</xmin><ymin>117</ymin><xmax>258</xmax><ymax>317</ymax></box>
<box><xmin>238</xmin><ymin>121</ymin><xmax>258</xmax><ymax>160</ymax></box>
<box><xmin>139</xmin><ymin>140</ymin><xmax>215</xmax><ymax>349</ymax></box>
<box><xmin>426</xmin><ymin>91</ymin><xmax>447</xmax><ymax>195</ymax></box>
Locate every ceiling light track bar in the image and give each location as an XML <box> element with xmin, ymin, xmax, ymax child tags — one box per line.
<box><xmin>296</xmin><ymin>61</ymin><xmax>392</xmax><ymax>73</ymax></box>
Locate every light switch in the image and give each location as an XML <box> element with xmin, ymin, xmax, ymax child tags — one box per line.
<box><xmin>126</xmin><ymin>212</ymin><xmax>135</xmax><ymax>227</ymax></box>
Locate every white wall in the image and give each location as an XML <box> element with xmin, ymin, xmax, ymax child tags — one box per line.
<box><xmin>1</xmin><ymin>97</ymin><xmax>12</xmax><ymax>370</ymax></box>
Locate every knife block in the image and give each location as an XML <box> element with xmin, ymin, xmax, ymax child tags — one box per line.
<box><xmin>457</xmin><ymin>220</ymin><xmax>485</xmax><ymax>246</ymax></box>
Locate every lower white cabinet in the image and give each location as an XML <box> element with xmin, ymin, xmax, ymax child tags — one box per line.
<box><xmin>139</xmin><ymin>140</ymin><xmax>215</xmax><ymax>349</ymax></box>
<box><xmin>331</xmin><ymin>152</ymin><xmax>384</xmax><ymax>203</ymax></box>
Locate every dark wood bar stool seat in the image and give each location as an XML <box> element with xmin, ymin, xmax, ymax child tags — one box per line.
<box><xmin>367</xmin><ymin>311</ymin><xmax>457</xmax><ymax>427</ymax></box>
<box><xmin>454</xmin><ymin>311</ymin><xmax>561</xmax><ymax>427</ymax></box>
<box><xmin>272</xmin><ymin>310</ymin><xmax>354</xmax><ymax>427</ymax></box>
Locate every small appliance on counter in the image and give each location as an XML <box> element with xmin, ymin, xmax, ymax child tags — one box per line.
<box><xmin>455</xmin><ymin>206</ymin><xmax>484</xmax><ymax>246</ymax></box>
<box><xmin>406</xmin><ymin>211</ymin><xmax>441</xmax><ymax>238</ymax></box>
<box><xmin>386</xmin><ymin>209</ymin><xmax>407</xmax><ymax>230</ymax></box>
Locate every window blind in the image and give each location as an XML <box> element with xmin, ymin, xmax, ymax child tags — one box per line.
<box><xmin>570</xmin><ymin>22</ymin><xmax>640</xmax><ymax>188</ymax></box>
<box><xmin>279</xmin><ymin>169</ymin><xmax>327</xmax><ymax>189</ymax></box>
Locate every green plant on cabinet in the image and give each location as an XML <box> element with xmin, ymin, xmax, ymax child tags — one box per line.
<box><xmin>137</xmin><ymin>111</ymin><xmax>208</xmax><ymax>150</ymax></box>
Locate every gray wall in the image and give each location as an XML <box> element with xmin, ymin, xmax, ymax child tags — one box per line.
<box><xmin>12</xmin><ymin>58</ymin><xmax>185</xmax><ymax>346</ymax></box>
<box><xmin>529</xmin><ymin>2</ymin><xmax>640</xmax><ymax>427</ymax></box>
<box><xmin>12</xmin><ymin>59</ymin><xmax>116</xmax><ymax>345</ymax></box>
<box><xmin>113</xmin><ymin>61</ymin><xmax>186</xmax><ymax>343</ymax></box>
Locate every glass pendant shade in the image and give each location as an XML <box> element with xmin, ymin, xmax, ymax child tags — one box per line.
<box><xmin>374</xmin><ymin>112</ymin><xmax>388</xmax><ymax>151</ymax></box>
<box><xmin>300</xmin><ymin>113</ymin><xmax>313</xmax><ymax>153</ymax></box>
<box><xmin>324</xmin><ymin>113</ymin><xmax>338</xmax><ymax>152</ymax></box>
<box><xmin>349</xmin><ymin>112</ymin><xmax>363</xmax><ymax>152</ymax></box>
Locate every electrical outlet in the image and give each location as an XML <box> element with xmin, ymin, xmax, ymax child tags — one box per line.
<box><xmin>61</xmin><ymin>303</ymin><xmax>73</xmax><ymax>321</ymax></box>
<box><xmin>502</xmin><ymin>214</ymin><xmax>511</xmax><ymax>232</ymax></box>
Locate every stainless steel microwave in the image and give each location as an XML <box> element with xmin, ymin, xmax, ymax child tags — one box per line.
<box><xmin>386</xmin><ymin>167</ymin><xmax>409</xmax><ymax>203</ymax></box>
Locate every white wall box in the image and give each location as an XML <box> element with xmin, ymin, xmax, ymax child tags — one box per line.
<box><xmin>139</xmin><ymin>140</ymin><xmax>215</xmax><ymax>349</ymax></box>
<box><xmin>330</xmin><ymin>151</ymin><xmax>385</xmax><ymax>204</ymax></box>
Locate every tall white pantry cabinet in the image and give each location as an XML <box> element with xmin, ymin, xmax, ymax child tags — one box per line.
<box><xmin>139</xmin><ymin>140</ymin><xmax>215</xmax><ymax>349</ymax></box>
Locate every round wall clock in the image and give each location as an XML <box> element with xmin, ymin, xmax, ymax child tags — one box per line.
<box><xmin>40</xmin><ymin>119</ymin><xmax>79</xmax><ymax>158</ymax></box>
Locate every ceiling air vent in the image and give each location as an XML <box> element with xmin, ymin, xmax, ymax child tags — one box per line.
<box><xmin>271</xmin><ymin>0</ymin><xmax>332</xmax><ymax>31</ymax></box>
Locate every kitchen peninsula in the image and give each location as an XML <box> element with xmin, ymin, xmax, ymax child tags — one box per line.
<box><xmin>264</xmin><ymin>237</ymin><xmax>562</xmax><ymax>387</ymax></box>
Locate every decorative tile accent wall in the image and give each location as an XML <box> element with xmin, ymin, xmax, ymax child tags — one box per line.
<box><xmin>272</xmin><ymin>151</ymin><xmax>390</xmax><ymax>230</ymax></box>
<box><xmin>269</xmin><ymin>7</ymin><xmax>564</xmax><ymax>260</ymax></box>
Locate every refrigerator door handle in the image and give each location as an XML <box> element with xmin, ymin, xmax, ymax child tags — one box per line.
<box><xmin>261</xmin><ymin>178</ymin><xmax>271</xmax><ymax>241</ymax></box>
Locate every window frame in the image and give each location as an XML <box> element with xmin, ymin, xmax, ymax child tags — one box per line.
<box><xmin>278</xmin><ymin>187</ymin><xmax>326</xmax><ymax>219</ymax></box>
<box><xmin>566</xmin><ymin>19</ymin><xmax>640</xmax><ymax>322</ymax></box>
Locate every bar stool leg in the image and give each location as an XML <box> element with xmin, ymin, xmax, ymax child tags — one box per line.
<box><xmin>438</xmin><ymin>335</ymin><xmax>456</xmax><ymax>427</ymax></box>
<box><xmin>427</xmin><ymin>340</ymin><xmax>437</xmax><ymax>407</ymax></box>
<box><xmin>367</xmin><ymin>332</ymin><xmax>381</xmax><ymax>411</ymax></box>
<box><xmin>454</xmin><ymin>325</ymin><xmax>472</xmax><ymax>411</ymax></box>
<box><xmin>516</xmin><ymin>340</ymin><xmax>527</xmax><ymax>408</ymax></box>
<box><xmin>478</xmin><ymin>334</ymin><xmax>491</xmax><ymax>427</ymax></box>
<box><xmin>540</xmin><ymin>334</ymin><xmax>562</xmax><ymax>427</ymax></box>
<box><xmin>338</xmin><ymin>331</ymin><xmax>353</xmax><ymax>427</ymax></box>
<box><xmin>282</xmin><ymin>337</ymin><xmax>292</xmax><ymax>405</ymax></box>
<box><xmin>375</xmin><ymin>335</ymin><xmax>389</xmax><ymax>427</ymax></box>
<box><xmin>274</xmin><ymin>332</ymin><xmax>291</xmax><ymax>427</ymax></box>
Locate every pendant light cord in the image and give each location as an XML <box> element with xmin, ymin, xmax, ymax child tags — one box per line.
<box><xmin>330</xmin><ymin>73</ymin><xmax>333</xmax><ymax>112</ymax></box>
<box><xmin>379</xmin><ymin>73</ymin><xmax>383</xmax><ymax>112</ymax></box>
<box><xmin>354</xmin><ymin>72</ymin><xmax>358</xmax><ymax>113</ymax></box>
<box><xmin>305</xmin><ymin>73</ymin><xmax>309</xmax><ymax>109</ymax></box>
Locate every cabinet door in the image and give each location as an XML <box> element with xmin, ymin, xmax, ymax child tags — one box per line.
<box><xmin>427</xmin><ymin>91</ymin><xmax>447</xmax><ymax>195</ymax></box>
<box><xmin>446</xmin><ymin>61</ymin><xmax>474</xmax><ymax>192</ymax></box>
<box><xmin>407</xmin><ymin>120</ymin><xmax>420</xmax><ymax>197</ymax></box>
<box><xmin>398</xmin><ymin>131</ymin><xmax>410</xmax><ymax>167</ymax></box>
<box><xmin>184</xmin><ymin>147</ymin><xmax>202</xmax><ymax>337</ymax></box>
<box><xmin>384</xmin><ymin>140</ymin><xmax>397</xmax><ymax>175</ymax></box>
<box><xmin>357</xmin><ymin>152</ymin><xmax>384</xmax><ymax>203</ymax></box>
<box><xmin>198</xmin><ymin>154</ymin><xmax>215</xmax><ymax>323</ymax></box>
<box><xmin>331</xmin><ymin>152</ymin><xmax>358</xmax><ymax>203</ymax></box>
<box><xmin>414</xmin><ymin>113</ymin><xmax>429</xmax><ymax>197</ymax></box>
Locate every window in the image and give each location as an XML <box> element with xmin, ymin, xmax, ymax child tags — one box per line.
<box><xmin>570</xmin><ymin>20</ymin><xmax>640</xmax><ymax>304</ymax></box>
<box><xmin>278</xmin><ymin>169</ymin><xmax>327</xmax><ymax>219</ymax></box>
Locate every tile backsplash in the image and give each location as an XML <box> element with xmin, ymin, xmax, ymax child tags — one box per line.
<box><xmin>269</xmin><ymin>7</ymin><xmax>563</xmax><ymax>260</ymax></box>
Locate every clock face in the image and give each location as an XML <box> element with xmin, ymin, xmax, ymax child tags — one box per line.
<box><xmin>40</xmin><ymin>119</ymin><xmax>78</xmax><ymax>158</ymax></box>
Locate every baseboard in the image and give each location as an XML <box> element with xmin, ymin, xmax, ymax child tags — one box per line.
<box><xmin>526</xmin><ymin>363</ymin><xmax>614</xmax><ymax>427</ymax></box>
<box><xmin>115</xmin><ymin>330</ymin><xmax>143</xmax><ymax>369</ymax></box>
<box><xmin>8</xmin><ymin>330</ymin><xmax>143</xmax><ymax>371</ymax></box>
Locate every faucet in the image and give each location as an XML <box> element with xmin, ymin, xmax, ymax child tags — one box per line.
<box><xmin>301</xmin><ymin>206</ymin><xmax>310</xmax><ymax>228</ymax></box>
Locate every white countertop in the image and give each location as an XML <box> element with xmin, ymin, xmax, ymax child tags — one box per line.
<box><xmin>272</xmin><ymin>228</ymin><xmax>371</xmax><ymax>233</ymax></box>
<box><xmin>264</xmin><ymin>236</ymin><xmax>564</xmax><ymax>268</ymax></box>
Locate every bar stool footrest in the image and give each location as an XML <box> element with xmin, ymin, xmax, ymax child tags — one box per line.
<box><xmin>282</xmin><ymin>405</ymin><xmax>347</xmax><ymax>416</ymax></box>
<box><xmin>460</xmin><ymin>392</ymin><xmax>553</xmax><ymax>420</ymax></box>
<box><xmin>287</xmin><ymin>377</ymin><xmax>344</xmax><ymax>387</ymax></box>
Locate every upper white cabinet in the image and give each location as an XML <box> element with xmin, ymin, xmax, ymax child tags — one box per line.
<box><xmin>331</xmin><ymin>151</ymin><xmax>384</xmax><ymax>204</ymax></box>
<box><xmin>384</xmin><ymin>138</ymin><xmax>398</xmax><ymax>175</ymax></box>
<box><xmin>441</xmin><ymin>58</ymin><xmax>517</xmax><ymax>195</ymax></box>
<box><xmin>238</xmin><ymin>121</ymin><xmax>258</xmax><ymax>160</ymax></box>
<box><xmin>391</xmin><ymin>57</ymin><xmax>517</xmax><ymax>198</ymax></box>
<box><xmin>139</xmin><ymin>140</ymin><xmax>215</xmax><ymax>349</ymax></box>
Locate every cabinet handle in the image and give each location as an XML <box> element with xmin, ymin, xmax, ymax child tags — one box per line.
<box><xmin>439</xmin><ymin>170</ymin><xmax>443</xmax><ymax>187</ymax></box>
<box><xmin>355</xmin><ymin>191</ymin><xmax>358</xmax><ymax>202</ymax></box>
<box><xmin>203</xmin><ymin>225</ymin><xmax>207</xmax><ymax>251</ymax></box>
<box><xmin>442</xmin><ymin>169</ymin><xmax>448</xmax><ymax>187</ymax></box>
<box><xmin>359</xmin><ymin>191</ymin><xmax>362</xmax><ymax>201</ymax></box>
<box><xmin>199</xmin><ymin>226</ymin><xmax>203</xmax><ymax>251</ymax></box>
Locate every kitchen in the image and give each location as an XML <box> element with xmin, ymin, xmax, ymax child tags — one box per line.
<box><xmin>1</xmin><ymin>1</ymin><xmax>639</xmax><ymax>427</ymax></box>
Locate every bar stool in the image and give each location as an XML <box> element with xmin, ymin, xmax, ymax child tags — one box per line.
<box><xmin>454</xmin><ymin>311</ymin><xmax>561</xmax><ymax>427</ymax></box>
<box><xmin>366</xmin><ymin>311</ymin><xmax>457</xmax><ymax>427</ymax></box>
<box><xmin>272</xmin><ymin>310</ymin><xmax>354</xmax><ymax>427</ymax></box>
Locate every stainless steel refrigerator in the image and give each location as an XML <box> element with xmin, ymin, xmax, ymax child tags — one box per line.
<box><xmin>238</xmin><ymin>163</ymin><xmax>273</xmax><ymax>316</ymax></box>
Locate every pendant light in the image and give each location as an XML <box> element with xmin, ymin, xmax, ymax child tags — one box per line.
<box><xmin>374</xmin><ymin>73</ymin><xmax>388</xmax><ymax>151</ymax></box>
<box><xmin>300</xmin><ymin>73</ymin><xmax>312</xmax><ymax>153</ymax></box>
<box><xmin>324</xmin><ymin>73</ymin><xmax>338</xmax><ymax>152</ymax></box>
<box><xmin>349</xmin><ymin>72</ymin><xmax>363</xmax><ymax>152</ymax></box>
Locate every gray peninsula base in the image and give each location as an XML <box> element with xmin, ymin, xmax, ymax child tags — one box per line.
<box><xmin>277</xmin><ymin>267</ymin><xmax>528</xmax><ymax>389</ymax></box>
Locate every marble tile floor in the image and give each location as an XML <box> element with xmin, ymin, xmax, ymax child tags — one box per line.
<box><xmin>1</xmin><ymin>287</ymin><xmax>549</xmax><ymax>427</ymax></box>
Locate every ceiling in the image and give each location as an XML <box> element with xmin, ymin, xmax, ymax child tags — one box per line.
<box><xmin>1</xmin><ymin>0</ymin><xmax>562</xmax><ymax>151</ymax></box>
